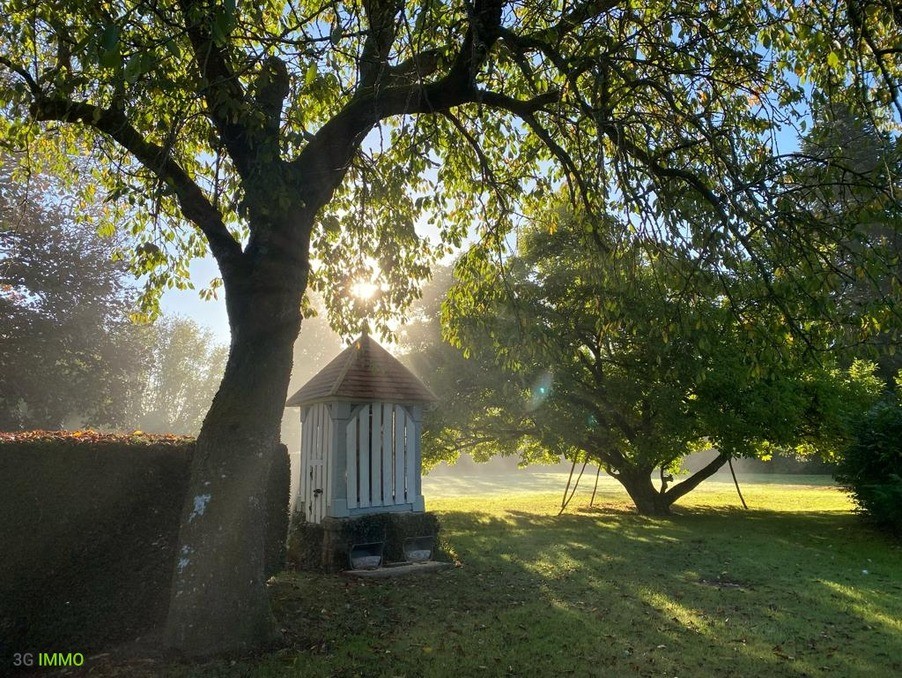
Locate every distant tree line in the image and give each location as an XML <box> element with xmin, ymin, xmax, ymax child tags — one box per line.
<box><xmin>0</xmin><ymin>161</ymin><xmax>225</xmax><ymax>434</ymax></box>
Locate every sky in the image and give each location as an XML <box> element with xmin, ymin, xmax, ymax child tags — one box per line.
<box><xmin>160</xmin><ymin>255</ymin><xmax>230</xmax><ymax>345</ymax></box>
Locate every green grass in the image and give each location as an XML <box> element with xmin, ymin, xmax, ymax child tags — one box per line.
<box><xmin>96</xmin><ymin>479</ymin><xmax>902</xmax><ymax>677</ymax></box>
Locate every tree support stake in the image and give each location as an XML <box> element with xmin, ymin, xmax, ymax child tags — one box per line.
<box><xmin>728</xmin><ymin>457</ymin><xmax>748</xmax><ymax>510</ymax></box>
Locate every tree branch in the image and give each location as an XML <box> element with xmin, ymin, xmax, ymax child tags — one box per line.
<box><xmin>252</xmin><ymin>56</ymin><xmax>291</xmax><ymax>135</ymax></box>
<box><xmin>359</xmin><ymin>0</ymin><xmax>403</xmax><ymax>90</ymax></box>
<box><xmin>604</xmin><ymin>126</ymin><xmax>814</xmax><ymax>347</ymax></box>
<box><xmin>478</xmin><ymin>89</ymin><xmax>603</xmax><ymax>219</ymax></box>
<box><xmin>30</xmin><ymin>97</ymin><xmax>242</xmax><ymax>270</ymax></box>
<box><xmin>290</xmin><ymin>0</ymin><xmax>506</xmax><ymax>210</ymax></box>
<box><xmin>385</xmin><ymin>48</ymin><xmax>443</xmax><ymax>84</ymax></box>
<box><xmin>0</xmin><ymin>56</ymin><xmax>39</xmax><ymax>93</ymax></box>
<box><xmin>476</xmin><ymin>89</ymin><xmax>561</xmax><ymax>116</ymax></box>
<box><xmin>663</xmin><ymin>451</ymin><xmax>730</xmax><ymax>503</ymax></box>
<box><xmin>498</xmin><ymin>0</ymin><xmax>620</xmax><ymax>73</ymax></box>
<box><xmin>176</xmin><ymin>0</ymin><xmax>258</xmax><ymax>180</ymax></box>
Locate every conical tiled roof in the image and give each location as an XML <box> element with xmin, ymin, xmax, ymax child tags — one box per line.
<box><xmin>286</xmin><ymin>333</ymin><xmax>436</xmax><ymax>407</ymax></box>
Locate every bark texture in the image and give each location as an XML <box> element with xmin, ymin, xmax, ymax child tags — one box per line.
<box><xmin>618</xmin><ymin>470</ymin><xmax>674</xmax><ymax>516</ymax></box>
<box><xmin>164</xmin><ymin>268</ymin><xmax>302</xmax><ymax>656</ymax></box>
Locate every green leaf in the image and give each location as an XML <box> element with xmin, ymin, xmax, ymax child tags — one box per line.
<box><xmin>100</xmin><ymin>24</ymin><xmax>119</xmax><ymax>52</ymax></box>
<box><xmin>305</xmin><ymin>62</ymin><xmax>318</xmax><ymax>87</ymax></box>
<box><xmin>211</xmin><ymin>10</ymin><xmax>235</xmax><ymax>45</ymax></box>
<box><xmin>98</xmin><ymin>24</ymin><xmax>121</xmax><ymax>70</ymax></box>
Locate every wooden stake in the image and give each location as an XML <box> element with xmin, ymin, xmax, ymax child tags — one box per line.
<box><xmin>728</xmin><ymin>457</ymin><xmax>748</xmax><ymax>510</ymax></box>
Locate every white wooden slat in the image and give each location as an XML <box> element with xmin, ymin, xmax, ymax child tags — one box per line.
<box><xmin>405</xmin><ymin>409</ymin><xmax>416</xmax><ymax>505</ymax></box>
<box><xmin>394</xmin><ymin>406</ymin><xmax>405</xmax><ymax>503</ymax></box>
<box><xmin>300</xmin><ymin>409</ymin><xmax>309</xmax><ymax>520</ymax></box>
<box><xmin>321</xmin><ymin>404</ymin><xmax>327</xmax><ymax>510</ymax></box>
<box><xmin>358</xmin><ymin>405</ymin><xmax>371</xmax><ymax>507</ymax></box>
<box><xmin>323</xmin><ymin>404</ymin><xmax>327</xmax><ymax>521</ymax></box>
<box><xmin>315</xmin><ymin>404</ymin><xmax>324</xmax><ymax>523</ymax></box>
<box><xmin>316</xmin><ymin>403</ymin><xmax>327</xmax><ymax>522</ymax></box>
<box><xmin>347</xmin><ymin>416</ymin><xmax>358</xmax><ymax>509</ymax></box>
<box><xmin>324</xmin><ymin>405</ymin><xmax>333</xmax><ymax>508</ymax></box>
<box><xmin>318</xmin><ymin>404</ymin><xmax>325</xmax><ymax>460</ymax></box>
<box><xmin>299</xmin><ymin>418</ymin><xmax>305</xmax><ymax>518</ymax></box>
<box><xmin>381</xmin><ymin>403</ymin><xmax>393</xmax><ymax>505</ymax></box>
<box><xmin>370</xmin><ymin>402</ymin><xmax>382</xmax><ymax>506</ymax></box>
<box><xmin>317</xmin><ymin>420</ymin><xmax>324</xmax><ymax>523</ymax></box>
<box><xmin>310</xmin><ymin>405</ymin><xmax>317</xmax><ymax>522</ymax></box>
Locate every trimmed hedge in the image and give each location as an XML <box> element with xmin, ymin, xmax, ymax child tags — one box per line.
<box><xmin>0</xmin><ymin>431</ymin><xmax>194</xmax><ymax>656</ymax></box>
<box><xmin>835</xmin><ymin>401</ymin><xmax>902</xmax><ymax>535</ymax></box>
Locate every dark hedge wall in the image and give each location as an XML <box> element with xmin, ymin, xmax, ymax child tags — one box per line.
<box><xmin>0</xmin><ymin>432</ymin><xmax>194</xmax><ymax>657</ymax></box>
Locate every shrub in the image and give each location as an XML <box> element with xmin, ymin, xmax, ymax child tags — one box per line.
<box><xmin>835</xmin><ymin>400</ymin><xmax>902</xmax><ymax>535</ymax></box>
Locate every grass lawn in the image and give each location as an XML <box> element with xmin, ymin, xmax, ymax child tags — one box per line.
<box><xmin>99</xmin><ymin>477</ymin><xmax>901</xmax><ymax>677</ymax></box>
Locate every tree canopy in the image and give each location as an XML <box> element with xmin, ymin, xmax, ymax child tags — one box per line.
<box><xmin>1</xmin><ymin>160</ymin><xmax>231</xmax><ymax>433</ymax></box>
<box><xmin>2</xmin><ymin>0</ymin><xmax>901</xmax><ymax>657</ymax></box>
<box><xmin>440</xmin><ymin>206</ymin><xmax>886</xmax><ymax>513</ymax></box>
<box><xmin>1</xmin><ymin>1</ymin><xmax>899</xmax><ymax>331</ymax></box>
<box><xmin>136</xmin><ymin>316</ymin><xmax>228</xmax><ymax>435</ymax></box>
<box><xmin>784</xmin><ymin>103</ymin><xmax>902</xmax><ymax>379</ymax></box>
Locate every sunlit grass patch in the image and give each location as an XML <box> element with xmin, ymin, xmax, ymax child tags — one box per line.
<box><xmin>92</xmin><ymin>480</ymin><xmax>901</xmax><ymax>677</ymax></box>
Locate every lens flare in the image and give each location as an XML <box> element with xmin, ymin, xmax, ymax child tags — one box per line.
<box><xmin>527</xmin><ymin>370</ymin><xmax>554</xmax><ymax>411</ymax></box>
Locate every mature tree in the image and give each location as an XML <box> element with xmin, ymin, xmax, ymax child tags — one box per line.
<box><xmin>2</xmin><ymin>0</ymin><xmax>899</xmax><ymax>655</ymax></box>
<box><xmin>442</xmin><ymin>212</ymin><xmax>885</xmax><ymax>514</ymax></box>
<box><xmin>136</xmin><ymin>316</ymin><xmax>228</xmax><ymax>435</ymax></box>
<box><xmin>0</xmin><ymin>164</ymin><xmax>149</xmax><ymax>429</ymax></box>
<box><xmin>783</xmin><ymin>104</ymin><xmax>902</xmax><ymax>379</ymax></box>
<box><xmin>397</xmin><ymin>263</ymin><xmax>502</xmax><ymax>466</ymax></box>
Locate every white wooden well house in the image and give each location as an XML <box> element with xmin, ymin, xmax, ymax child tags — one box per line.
<box><xmin>286</xmin><ymin>333</ymin><xmax>436</xmax><ymax>524</ymax></box>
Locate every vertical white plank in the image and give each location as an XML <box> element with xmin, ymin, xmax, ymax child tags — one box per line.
<box><xmin>404</xmin><ymin>409</ymin><xmax>415</xmax><ymax>505</ymax></box>
<box><xmin>305</xmin><ymin>409</ymin><xmax>314</xmax><ymax>521</ymax></box>
<box><xmin>315</xmin><ymin>404</ymin><xmax>324</xmax><ymax>523</ymax></box>
<box><xmin>317</xmin><ymin>411</ymin><xmax>324</xmax><ymax>524</ymax></box>
<box><xmin>324</xmin><ymin>405</ymin><xmax>333</xmax><ymax>509</ymax></box>
<box><xmin>304</xmin><ymin>407</ymin><xmax>316</xmax><ymax>522</ymax></box>
<box><xmin>370</xmin><ymin>402</ymin><xmax>382</xmax><ymax>506</ymax></box>
<box><xmin>382</xmin><ymin>403</ymin><xmax>393</xmax><ymax>505</ymax></box>
<box><xmin>394</xmin><ymin>406</ymin><xmax>405</xmax><ymax>503</ymax></box>
<box><xmin>347</xmin><ymin>416</ymin><xmax>358</xmax><ymax>509</ymax></box>
<box><xmin>316</xmin><ymin>403</ymin><xmax>326</xmax><ymax>464</ymax></box>
<box><xmin>310</xmin><ymin>404</ymin><xmax>323</xmax><ymax>523</ymax></box>
<box><xmin>358</xmin><ymin>405</ymin><xmax>371</xmax><ymax>507</ymax></box>
<box><xmin>300</xmin><ymin>408</ymin><xmax>307</xmax><ymax>519</ymax></box>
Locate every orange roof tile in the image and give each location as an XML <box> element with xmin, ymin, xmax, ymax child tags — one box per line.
<box><xmin>286</xmin><ymin>333</ymin><xmax>436</xmax><ymax>407</ymax></box>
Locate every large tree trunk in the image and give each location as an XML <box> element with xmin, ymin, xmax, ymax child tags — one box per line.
<box><xmin>163</xmin><ymin>268</ymin><xmax>302</xmax><ymax>657</ymax></box>
<box><xmin>617</xmin><ymin>469</ymin><xmax>673</xmax><ymax>516</ymax></box>
<box><xmin>615</xmin><ymin>452</ymin><xmax>731</xmax><ymax>516</ymax></box>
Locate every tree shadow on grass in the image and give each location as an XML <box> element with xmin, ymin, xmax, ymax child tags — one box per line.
<box><xmin>70</xmin><ymin>501</ymin><xmax>886</xmax><ymax>676</ymax></box>
<box><xmin>260</xmin><ymin>507</ymin><xmax>902</xmax><ymax>678</ymax></box>
<box><xmin>66</xmin><ymin>505</ymin><xmax>901</xmax><ymax>676</ymax></box>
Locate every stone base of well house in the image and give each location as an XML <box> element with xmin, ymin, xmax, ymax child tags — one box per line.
<box><xmin>286</xmin><ymin>510</ymin><xmax>443</xmax><ymax>573</ymax></box>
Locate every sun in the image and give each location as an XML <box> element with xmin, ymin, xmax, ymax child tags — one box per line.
<box><xmin>350</xmin><ymin>280</ymin><xmax>379</xmax><ymax>300</ymax></box>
